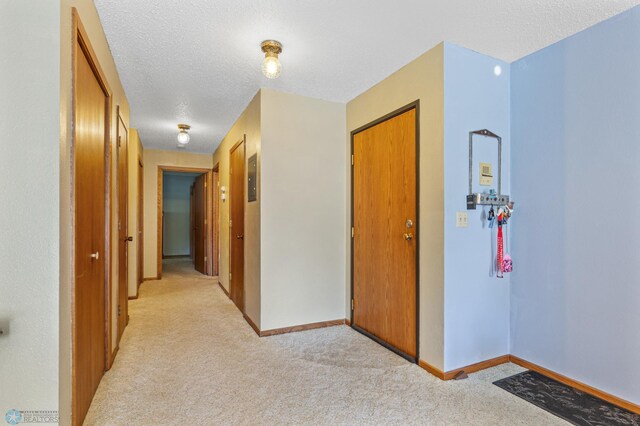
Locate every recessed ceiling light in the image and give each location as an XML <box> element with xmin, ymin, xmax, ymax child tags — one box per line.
<box><xmin>261</xmin><ymin>40</ymin><xmax>282</xmax><ymax>79</ymax></box>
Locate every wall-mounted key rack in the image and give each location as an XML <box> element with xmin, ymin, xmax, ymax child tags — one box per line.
<box><xmin>466</xmin><ymin>129</ymin><xmax>510</xmax><ymax>209</ymax></box>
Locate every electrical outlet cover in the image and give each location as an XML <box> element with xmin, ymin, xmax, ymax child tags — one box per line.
<box><xmin>456</xmin><ymin>212</ymin><xmax>468</xmax><ymax>228</ymax></box>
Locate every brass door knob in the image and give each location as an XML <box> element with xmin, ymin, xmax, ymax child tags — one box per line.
<box><xmin>403</xmin><ymin>233</ymin><xmax>413</xmax><ymax>241</ymax></box>
<box><xmin>236</xmin><ymin>234</ymin><xmax>244</xmax><ymax>240</ymax></box>
<box><xmin>125</xmin><ymin>236</ymin><xmax>133</xmax><ymax>242</ymax></box>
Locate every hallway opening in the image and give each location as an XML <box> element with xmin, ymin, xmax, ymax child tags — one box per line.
<box><xmin>158</xmin><ymin>167</ymin><xmax>214</xmax><ymax>277</ymax></box>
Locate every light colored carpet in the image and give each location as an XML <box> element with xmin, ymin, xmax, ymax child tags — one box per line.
<box><xmin>85</xmin><ymin>259</ymin><xmax>566</xmax><ymax>425</ymax></box>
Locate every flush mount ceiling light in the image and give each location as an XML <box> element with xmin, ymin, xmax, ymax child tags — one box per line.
<box><xmin>177</xmin><ymin>123</ymin><xmax>190</xmax><ymax>146</ymax></box>
<box><xmin>261</xmin><ymin>40</ymin><xmax>282</xmax><ymax>79</ymax></box>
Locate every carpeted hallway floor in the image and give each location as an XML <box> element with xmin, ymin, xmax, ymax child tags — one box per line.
<box><xmin>84</xmin><ymin>259</ymin><xmax>565</xmax><ymax>425</ymax></box>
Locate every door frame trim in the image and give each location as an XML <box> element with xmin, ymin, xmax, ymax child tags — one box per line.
<box><xmin>112</xmin><ymin>106</ymin><xmax>128</xmax><ymax>358</ymax></box>
<box><xmin>71</xmin><ymin>8</ymin><xmax>113</xmax><ymax>425</ymax></box>
<box><xmin>349</xmin><ymin>100</ymin><xmax>421</xmax><ymax>363</ymax></box>
<box><xmin>228</xmin><ymin>136</ymin><xmax>246</xmax><ymax>312</ymax></box>
<box><xmin>156</xmin><ymin>165</ymin><xmax>213</xmax><ymax>278</ymax></box>
<box><xmin>137</xmin><ymin>154</ymin><xmax>144</xmax><ymax>289</ymax></box>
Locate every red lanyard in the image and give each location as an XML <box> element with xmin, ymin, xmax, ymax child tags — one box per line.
<box><xmin>496</xmin><ymin>213</ymin><xmax>504</xmax><ymax>278</ymax></box>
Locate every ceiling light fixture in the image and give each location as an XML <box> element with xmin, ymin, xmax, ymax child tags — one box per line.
<box><xmin>177</xmin><ymin>123</ymin><xmax>190</xmax><ymax>145</ymax></box>
<box><xmin>261</xmin><ymin>40</ymin><xmax>282</xmax><ymax>79</ymax></box>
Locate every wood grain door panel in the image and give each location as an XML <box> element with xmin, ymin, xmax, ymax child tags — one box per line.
<box><xmin>73</xmin><ymin>39</ymin><xmax>107</xmax><ymax>425</ymax></box>
<box><xmin>137</xmin><ymin>159</ymin><xmax>144</xmax><ymax>286</ymax></box>
<box><xmin>229</xmin><ymin>140</ymin><xmax>245</xmax><ymax>312</ymax></box>
<box><xmin>190</xmin><ymin>183</ymin><xmax>195</xmax><ymax>260</ymax></box>
<box><xmin>212</xmin><ymin>167</ymin><xmax>220</xmax><ymax>276</ymax></box>
<box><xmin>352</xmin><ymin>107</ymin><xmax>417</xmax><ymax>359</ymax></box>
<box><xmin>194</xmin><ymin>174</ymin><xmax>206</xmax><ymax>274</ymax></box>
<box><xmin>116</xmin><ymin>115</ymin><xmax>128</xmax><ymax>342</ymax></box>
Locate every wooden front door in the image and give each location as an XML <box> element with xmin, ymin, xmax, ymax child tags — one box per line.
<box><xmin>116</xmin><ymin>114</ymin><xmax>128</xmax><ymax>341</ymax></box>
<box><xmin>73</xmin><ymin>31</ymin><xmax>108</xmax><ymax>424</ymax></box>
<box><xmin>229</xmin><ymin>139</ymin><xmax>245</xmax><ymax>311</ymax></box>
<box><xmin>137</xmin><ymin>158</ymin><xmax>144</xmax><ymax>286</ymax></box>
<box><xmin>352</xmin><ymin>106</ymin><xmax>418</xmax><ymax>360</ymax></box>
<box><xmin>193</xmin><ymin>174</ymin><xmax>206</xmax><ymax>274</ymax></box>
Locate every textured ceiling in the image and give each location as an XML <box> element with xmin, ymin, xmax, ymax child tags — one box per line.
<box><xmin>95</xmin><ymin>0</ymin><xmax>639</xmax><ymax>153</ymax></box>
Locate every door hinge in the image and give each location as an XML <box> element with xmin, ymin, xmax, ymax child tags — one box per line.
<box><xmin>351</xmin><ymin>154</ymin><xmax>354</xmax><ymax>166</ymax></box>
<box><xmin>118</xmin><ymin>304</ymin><xmax>121</xmax><ymax>316</ymax></box>
<box><xmin>204</xmin><ymin>219</ymin><xmax>207</xmax><ymax>225</ymax></box>
<box><xmin>351</xmin><ymin>227</ymin><xmax>354</xmax><ymax>238</ymax></box>
<box><xmin>205</xmin><ymin>181</ymin><xmax>207</xmax><ymax>188</ymax></box>
<box><xmin>351</xmin><ymin>299</ymin><xmax>354</xmax><ymax>311</ymax></box>
<box><xmin>229</xmin><ymin>273</ymin><xmax>232</xmax><ymax>281</ymax></box>
<box><xmin>204</xmin><ymin>256</ymin><xmax>207</xmax><ymax>262</ymax></box>
<box><xmin>118</xmin><ymin>136</ymin><xmax>122</xmax><ymax>147</ymax></box>
<box><xmin>229</xmin><ymin>219</ymin><xmax>232</xmax><ymax>227</ymax></box>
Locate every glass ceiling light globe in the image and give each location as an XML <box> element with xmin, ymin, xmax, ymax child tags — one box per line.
<box><xmin>177</xmin><ymin>130</ymin><xmax>190</xmax><ymax>145</ymax></box>
<box><xmin>262</xmin><ymin>55</ymin><xmax>281</xmax><ymax>79</ymax></box>
<box><xmin>260</xmin><ymin>40</ymin><xmax>283</xmax><ymax>79</ymax></box>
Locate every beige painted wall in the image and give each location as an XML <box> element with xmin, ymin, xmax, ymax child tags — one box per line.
<box><xmin>142</xmin><ymin>149</ymin><xmax>214</xmax><ymax>279</ymax></box>
<box><xmin>260</xmin><ymin>89</ymin><xmax>347</xmax><ymax>331</ymax></box>
<box><xmin>128</xmin><ymin>129</ymin><xmax>144</xmax><ymax>297</ymax></box>
<box><xmin>212</xmin><ymin>91</ymin><xmax>262</xmax><ymax>327</ymax></box>
<box><xmin>346</xmin><ymin>43</ymin><xmax>445</xmax><ymax>370</ymax></box>
<box><xmin>0</xmin><ymin>0</ymin><xmax>61</xmax><ymax>416</ymax></box>
<box><xmin>60</xmin><ymin>1</ymin><xmax>131</xmax><ymax>423</ymax></box>
<box><xmin>212</xmin><ymin>89</ymin><xmax>347</xmax><ymax>331</ymax></box>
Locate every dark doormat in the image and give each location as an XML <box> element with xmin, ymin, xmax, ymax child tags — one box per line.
<box><xmin>494</xmin><ymin>370</ymin><xmax>639</xmax><ymax>426</ymax></box>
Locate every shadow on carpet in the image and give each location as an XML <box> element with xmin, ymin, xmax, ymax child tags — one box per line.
<box><xmin>494</xmin><ymin>370</ymin><xmax>639</xmax><ymax>426</ymax></box>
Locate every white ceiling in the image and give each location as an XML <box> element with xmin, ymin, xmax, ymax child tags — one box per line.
<box><xmin>95</xmin><ymin>0</ymin><xmax>639</xmax><ymax>153</ymax></box>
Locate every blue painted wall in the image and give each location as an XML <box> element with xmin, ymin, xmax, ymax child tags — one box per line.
<box><xmin>511</xmin><ymin>6</ymin><xmax>640</xmax><ymax>403</ymax></box>
<box><xmin>443</xmin><ymin>43</ymin><xmax>511</xmax><ymax>371</ymax></box>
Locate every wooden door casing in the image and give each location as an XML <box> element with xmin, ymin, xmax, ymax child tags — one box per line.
<box><xmin>190</xmin><ymin>183</ymin><xmax>195</xmax><ymax>259</ymax></box>
<box><xmin>351</xmin><ymin>105</ymin><xmax>419</xmax><ymax>360</ymax></box>
<box><xmin>156</xmin><ymin>166</ymin><xmax>212</xmax><ymax>278</ymax></box>
<box><xmin>72</xmin><ymin>11</ymin><xmax>110</xmax><ymax>424</ymax></box>
<box><xmin>116</xmin><ymin>112</ymin><xmax>128</xmax><ymax>342</ymax></box>
<box><xmin>193</xmin><ymin>173</ymin><xmax>206</xmax><ymax>274</ymax></box>
<box><xmin>229</xmin><ymin>139</ymin><xmax>246</xmax><ymax>312</ymax></box>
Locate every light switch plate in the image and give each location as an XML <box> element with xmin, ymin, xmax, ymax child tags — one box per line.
<box><xmin>456</xmin><ymin>212</ymin><xmax>468</xmax><ymax>228</ymax></box>
<box><xmin>0</xmin><ymin>319</ymin><xmax>10</xmax><ymax>337</ymax></box>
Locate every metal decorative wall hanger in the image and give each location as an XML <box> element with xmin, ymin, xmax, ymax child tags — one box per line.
<box><xmin>466</xmin><ymin>129</ymin><xmax>510</xmax><ymax>209</ymax></box>
<box><xmin>464</xmin><ymin>129</ymin><xmax>515</xmax><ymax>278</ymax></box>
